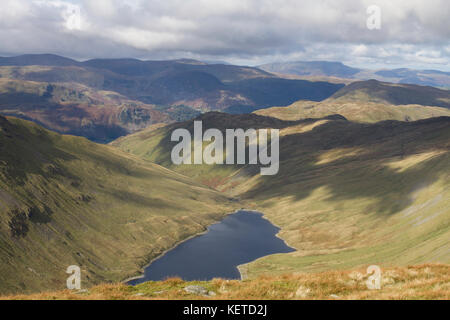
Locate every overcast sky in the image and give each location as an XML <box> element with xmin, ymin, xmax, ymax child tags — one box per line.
<box><xmin>0</xmin><ymin>0</ymin><xmax>449</xmax><ymax>70</ymax></box>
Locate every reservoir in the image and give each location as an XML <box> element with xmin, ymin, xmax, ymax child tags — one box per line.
<box><xmin>128</xmin><ymin>210</ymin><xmax>295</xmax><ymax>284</ymax></box>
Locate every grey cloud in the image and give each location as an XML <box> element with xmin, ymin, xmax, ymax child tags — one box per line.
<box><xmin>0</xmin><ymin>0</ymin><xmax>448</xmax><ymax>69</ymax></box>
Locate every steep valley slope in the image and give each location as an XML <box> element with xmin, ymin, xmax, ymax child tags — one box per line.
<box><xmin>0</xmin><ymin>115</ymin><xmax>234</xmax><ymax>294</ymax></box>
<box><xmin>113</xmin><ymin>113</ymin><xmax>450</xmax><ymax>278</ymax></box>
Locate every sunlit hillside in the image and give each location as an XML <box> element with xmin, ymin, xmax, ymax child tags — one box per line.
<box><xmin>114</xmin><ymin>113</ymin><xmax>450</xmax><ymax>279</ymax></box>
<box><xmin>254</xmin><ymin>80</ymin><xmax>450</xmax><ymax>123</ymax></box>
<box><xmin>3</xmin><ymin>264</ymin><xmax>448</xmax><ymax>300</ymax></box>
<box><xmin>0</xmin><ymin>115</ymin><xmax>234</xmax><ymax>294</ymax></box>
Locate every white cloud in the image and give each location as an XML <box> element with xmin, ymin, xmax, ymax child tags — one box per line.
<box><xmin>352</xmin><ymin>45</ymin><xmax>369</xmax><ymax>56</ymax></box>
<box><xmin>0</xmin><ymin>0</ymin><xmax>448</xmax><ymax>70</ymax></box>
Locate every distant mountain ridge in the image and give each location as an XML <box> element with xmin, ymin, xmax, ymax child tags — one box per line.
<box><xmin>3</xmin><ymin>54</ymin><xmax>449</xmax><ymax>88</ymax></box>
<box><xmin>259</xmin><ymin>61</ymin><xmax>450</xmax><ymax>88</ymax></box>
<box><xmin>328</xmin><ymin>79</ymin><xmax>450</xmax><ymax>109</ymax></box>
<box><xmin>0</xmin><ymin>54</ymin><xmax>344</xmax><ymax>141</ymax></box>
<box><xmin>0</xmin><ymin>54</ymin><xmax>80</xmax><ymax>67</ymax></box>
<box><xmin>0</xmin><ymin>54</ymin><xmax>271</xmax><ymax>81</ymax></box>
<box><xmin>255</xmin><ymin>79</ymin><xmax>450</xmax><ymax>123</ymax></box>
<box><xmin>0</xmin><ymin>54</ymin><xmax>449</xmax><ymax>143</ymax></box>
<box><xmin>260</xmin><ymin>61</ymin><xmax>360</xmax><ymax>78</ymax></box>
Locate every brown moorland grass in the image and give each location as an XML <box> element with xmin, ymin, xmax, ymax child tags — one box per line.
<box><xmin>2</xmin><ymin>264</ymin><xmax>448</xmax><ymax>300</ymax></box>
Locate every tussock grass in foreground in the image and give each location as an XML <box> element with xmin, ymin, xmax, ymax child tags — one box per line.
<box><xmin>2</xmin><ymin>264</ymin><xmax>448</xmax><ymax>300</ymax></box>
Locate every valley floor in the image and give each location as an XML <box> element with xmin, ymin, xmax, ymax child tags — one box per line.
<box><xmin>2</xmin><ymin>264</ymin><xmax>448</xmax><ymax>300</ymax></box>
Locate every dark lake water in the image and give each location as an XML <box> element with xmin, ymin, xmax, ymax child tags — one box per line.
<box><xmin>128</xmin><ymin>210</ymin><xmax>295</xmax><ymax>284</ymax></box>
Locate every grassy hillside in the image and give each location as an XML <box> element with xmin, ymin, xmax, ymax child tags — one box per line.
<box><xmin>226</xmin><ymin>117</ymin><xmax>450</xmax><ymax>278</ymax></box>
<box><xmin>3</xmin><ymin>264</ymin><xmax>448</xmax><ymax>300</ymax></box>
<box><xmin>328</xmin><ymin>80</ymin><xmax>450</xmax><ymax>108</ymax></box>
<box><xmin>111</xmin><ymin>112</ymin><xmax>305</xmax><ymax>187</ymax></box>
<box><xmin>254</xmin><ymin>100</ymin><xmax>450</xmax><ymax>123</ymax></box>
<box><xmin>0</xmin><ymin>115</ymin><xmax>234</xmax><ymax>294</ymax></box>
<box><xmin>254</xmin><ymin>80</ymin><xmax>450</xmax><ymax>123</ymax></box>
<box><xmin>113</xmin><ymin>113</ymin><xmax>450</xmax><ymax>280</ymax></box>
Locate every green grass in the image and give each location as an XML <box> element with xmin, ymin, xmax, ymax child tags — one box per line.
<box><xmin>328</xmin><ymin>80</ymin><xmax>450</xmax><ymax>108</ymax></box>
<box><xmin>114</xmin><ymin>114</ymin><xmax>450</xmax><ymax>279</ymax></box>
<box><xmin>110</xmin><ymin>112</ymin><xmax>296</xmax><ymax>187</ymax></box>
<box><xmin>230</xmin><ymin>118</ymin><xmax>450</xmax><ymax>277</ymax></box>
<box><xmin>254</xmin><ymin>100</ymin><xmax>450</xmax><ymax>123</ymax></box>
<box><xmin>0</xmin><ymin>115</ymin><xmax>236</xmax><ymax>294</ymax></box>
<box><xmin>255</xmin><ymin>79</ymin><xmax>450</xmax><ymax>123</ymax></box>
<box><xmin>2</xmin><ymin>110</ymin><xmax>449</xmax><ymax>296</ymax></box>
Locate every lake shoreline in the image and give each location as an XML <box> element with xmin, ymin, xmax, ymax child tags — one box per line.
<box><xmin>122</xmin><ymin>208</ymin><xmax>245</xmax><ymax>284</ymax></box>
<box><xmin>236</xmin><ymin>210</ymin><xmax>296</xmax><ymax>280</ymax></box>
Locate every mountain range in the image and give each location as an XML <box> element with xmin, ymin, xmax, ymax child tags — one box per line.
<box><xmin>255</xmin><ymin>79</ymin><xmax>450</xmax><ymax>123</ymax></box>
<box><xmin>0</xmin><ymin>54</ymin><xmax>449</xmax><ymax>295</ymax></box>
<box><xmin>1</xmin><ymin>54</ymin><xmax>450</xmax><ymax>143</ymax></box>
<box><xmin>259</xmin><ymin>61</ymin><xmax>450</xmax><ymax>89</ymax></box>
<box><xmin>0</xmin><ymin>54</ymin><xmax>344</xmax><ymax>141</ymax></box>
